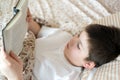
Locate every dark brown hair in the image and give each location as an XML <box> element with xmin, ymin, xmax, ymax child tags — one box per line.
<box><xmin>85</xmin><ymin>24</ymin><xmax>120</xmax><ymax>67</ymax></box>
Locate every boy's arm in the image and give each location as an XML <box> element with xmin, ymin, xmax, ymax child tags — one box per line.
<box><xmin>27</xmin><ymin>18</ymin><xmax>41</xmax><ymax>36</ymax></box>
<box><xmin>26</xmin><ymin>9</ymin><xmax>41</xmax><ymax>36</ymax></box>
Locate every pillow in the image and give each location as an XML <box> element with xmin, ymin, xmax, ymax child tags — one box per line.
<box><xmin>97</xmin><ymin>0</ymin><xmax>120</xmax><ymax>13</ymax></box>
<box><xmin>92</xmin><ymin>60</ymin><xmax>120</xmax><ymax>80</ymax></box>
<box><xmin>19</xmin><ymin>31</ymin><xmax>36</xmax><ymax>80</ymax></box>
<box><xmin>81</xmin><ymin>60</ymin><xmax>120</xmax><ymax>80</ymax></box>
<box><xmin>93</xmin><ymin>12</ymin><xmax>120</xmax><ymax>28</ymax></box>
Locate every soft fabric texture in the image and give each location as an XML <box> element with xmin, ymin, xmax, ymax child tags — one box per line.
<box><xmin>80</xmin><ymin>60</ymin><xmax>120</xmax><ymax>80</ymax></box>
<box><xmin>98</xmin><ymin>0</ymin><xmax>120</xmax><ymax>13</ymax></box>
<box><xmin>92</xmin><ymin>60</ymin><xmax>120</xmax><ymax>80</ymax></box>
<box><xmin>19</xmin><ymin>31</ymin><xmax>36</xmax><ymax>80</ymax></box>
<box><xmin>93</xmin><ymin>12</ymin><xmax>120</xmax><ymax>28</ymax></box>
<box><xmin>28</xmin><ymin>0</ymin><xmax>111</xmax><ymax>34</ymax></box>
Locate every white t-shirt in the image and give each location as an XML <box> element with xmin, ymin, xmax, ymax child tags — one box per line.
<box><xmin>33</xmin><ymin>26</ymin><xmax>81</xmax><ymax>80</ymax></box>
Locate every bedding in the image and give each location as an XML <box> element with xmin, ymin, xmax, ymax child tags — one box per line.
<box><xmin>28</xmin><ymin>0</ymin><xmax>111</xmax><ymax>34</ymax></box>
<box><xmin>0</xmin><ymin>0</ymin><xmax>120</xmax><ymax>80</ymax></box>
<box><xmin>98</xmin><ymin>0</ymin><xmax>120</xmax><ymax>13</ymax></box>
<box><xmin>81</xmin><ymin>60</ymin><xmax>120</xmax><ymax>80</ymax></box>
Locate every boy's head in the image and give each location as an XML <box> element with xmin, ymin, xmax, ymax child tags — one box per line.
<box><xmin>64</xmin><ymin>24</ymin><xmax>120</xmax><ymax>69</ymax></box>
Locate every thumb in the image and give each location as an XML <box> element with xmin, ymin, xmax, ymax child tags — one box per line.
<box><xmin>9</xmin><ymin>51</ymin><xmax>23</xmax><ymax>65</ymax></box>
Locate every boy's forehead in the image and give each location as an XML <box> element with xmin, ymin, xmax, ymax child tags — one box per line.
<box><xmin>79</xmin><ymin>31</ymin><xmax>88</xmax><ymax>40</ymax></box>
<box><xmin>79</xmin><ymin>31</ymin><xmax>89</xmax><ymax>54</ymax></box>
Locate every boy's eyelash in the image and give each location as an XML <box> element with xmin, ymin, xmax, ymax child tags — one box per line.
<box><xmin>77</xmin><ymin>34</ymin><xmax>80</xmax><ymax>37</ymax></box>
<box><xmin>77</xmin><ymin>43</ymin><xmax>80</xmax><ymax>49</ymax></box>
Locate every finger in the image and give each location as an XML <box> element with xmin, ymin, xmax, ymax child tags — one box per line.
<box><xmin>27</xmin><ymin>8</ymin><xmax>32</xmax><ymax>17</ymax></box>
<box><xmin>9</xmin><ymin>51</ymin><xmax>23</xmax><ymax>65</ymax></box>
<box><xmin>26</xmin><ymin>16</ymin><xmax>32</xmax><ymax>22</ymax></box>
<box><xmin>0</xmin><ymin>48</ymin><xmax>12</xmax><ymax>65</ymax></box>
<box><xmin>26</xmin><ymin>8</ymin><xmax>32</xmax><ymax>22</ymax></box>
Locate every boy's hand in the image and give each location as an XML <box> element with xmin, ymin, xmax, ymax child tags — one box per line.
<box><xmin>0</xmin><ymin>48</ymin><xmax>23</xmax><ymax>80</ymax></box>
<box><xmin>26</xmin><ymin>8</ymin><xmax>41</xmax><ymax>36</ymax></box>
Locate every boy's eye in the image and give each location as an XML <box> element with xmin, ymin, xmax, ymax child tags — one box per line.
<box><xmin>77</xmin><ymin>34</ymin><xmax>80</xmax><ymax>37</ymax></box>
<box><xmin>77</xmin><ymin>43</ymin><xmax>80</xmax><ymax>49</ymax></box>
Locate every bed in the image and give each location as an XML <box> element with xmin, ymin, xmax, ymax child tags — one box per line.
<box><xmin>0</xmin><ymin>0</ymin><xmax>120</xmax><ymax>80</ymax></box>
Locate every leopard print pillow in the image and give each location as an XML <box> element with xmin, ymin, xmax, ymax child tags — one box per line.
<box><xmin>19</xmin><ymin>31</ymin><xmax>36</xmax><ymax>80</ymax></box>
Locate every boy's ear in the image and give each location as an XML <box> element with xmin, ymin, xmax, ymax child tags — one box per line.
<box><xmin>83</xmin><ymin>61</ymin><xmax>95</xmax><ymax>70</ymax></box>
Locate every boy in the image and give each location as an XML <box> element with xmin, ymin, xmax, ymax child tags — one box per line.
<box><xmin>0</xmin><ymin>10</ymin><xmax>120</xmax><ymax>80</ymax></box>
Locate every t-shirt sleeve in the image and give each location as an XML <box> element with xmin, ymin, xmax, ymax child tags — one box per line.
<box><xmin>37</xmin><ymin>25</ymin><xmax>61</xmax><ymax>38</ymax></box>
